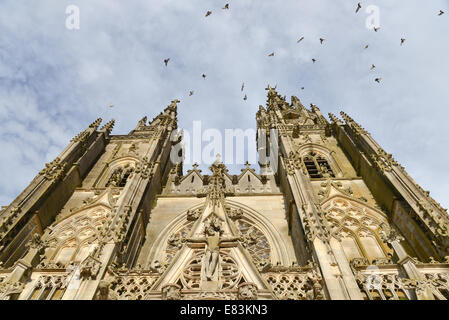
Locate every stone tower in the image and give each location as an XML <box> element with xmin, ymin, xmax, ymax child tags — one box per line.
<box><xmin>0</xmin><ymin>88</ymin><xmax>448</xmax><ymax>300</ymax></box>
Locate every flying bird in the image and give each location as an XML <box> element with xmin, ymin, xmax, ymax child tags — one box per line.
<box><xmin>364</xmin><ymin>44</ymin><xmax>369</xmax><ymax>49</ymax></box>
<box><xmin>243</xmin><ymin>94</ymin><xmax>247</xmax><ymax>101</ymax></box>
<box><xmin>356</xmin><ymin>3</ymin><xmax>362</xmax><ymax>13</ymax></box>
<box><xmin>202</xmin><ymin>74</ymin><xmax>207</xmax><ymax>79</ymax></box>
<box><xmin>375</xmin><ymin>78</ymin><xmax>382</xmax><ymax>83</ymax></box>
<box><xmin>438</xmin><ymin>10</ymin><xmax>444</xmax><ymax>16</ymax></box>
<box><xmin>268</xmin><ymin>52</ymin><xmax>274</xmax><ymax>57</ymax></box>
<box><xmin>400</xmin><ymin>38</ymin><xmax>406</xmax><ymax>46</ymax></box>
<box><xmin>205</xmin><ymin>11</ymin><xmax>212</xmax><ymax>17</ymax></box>
<box><xmin>370</xmin><ymin>64</ymin><xmax>376</xmax><ymax>70</ymax></box>
<box><xmin>301</xmin><ymin>87</ymin><xmax>305</xmax><ymax>90</ymax></box>
<box><xmin>241</xmin><ymin>82</ymin><xmax>245</xmax><ymax>91</ymax></box>
<box><xmin>374</xmin><ymin>27</ymin><xmax>380</xmax><ymax>32</ymax></box>
<box><xmin>297</xmin><ymin>36</ymin><xmax>304</xmax><ymax>43</ymax></box>
<box><xmin>319</xmin><ymin>38</ymin><xmax>325</xmax><ymax>44</ymax></box>
<box><xmin>109</xmin><ymin>103</ymin><xmax>114</xmax><ymax>108</ymax></box>
<box><xmin>164</xmin><ymin>58</ymin><xmax>170</xmax><ymax>66</ymax></box>
<box><xmin>312</xmin><ymin>58</ymin><xmax>316</xmax><ymax>63</ymax></box>
<box><xmin>189</xmin><ymin>91</ymin><xmax>194</xmax><ymax>96</ymax></box>
<box><xmin>223</xmin><ymin>4</ymin><xmax>229</xmax><ymax>9</ymax></box>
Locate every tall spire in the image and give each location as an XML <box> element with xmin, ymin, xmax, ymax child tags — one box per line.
<box><xmin>164</xmin><ymin>99</ymin><xmax>180</xmax><ymax>113</ymax></box>
<box><xmin>265</xmin><ymin>84</ymin><xmax>289</xmax><ymax>112</ymax></box>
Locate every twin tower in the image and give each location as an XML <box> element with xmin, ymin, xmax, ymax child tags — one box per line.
<box><xmin>0</xmin><ymin>87</ymin><xmax>448</xmax><ymax>300</ymax></box>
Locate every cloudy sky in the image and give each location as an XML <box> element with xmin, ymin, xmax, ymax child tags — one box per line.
<box><xmin>0</xmin><ymin>0</ymin><xmax>448</xmax><ymax>209</ymax></box>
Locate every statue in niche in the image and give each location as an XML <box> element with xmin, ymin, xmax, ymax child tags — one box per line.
<box><xmin>186</xmin><ymin>214</ymin><xmax>240</xmax><ymax>281</ymax></box>
<box><xmin>94</xmin><ymin>280</ymin><xmax>117</xmax><ymax>300</ymax></box>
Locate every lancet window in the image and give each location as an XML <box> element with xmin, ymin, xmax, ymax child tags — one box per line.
<box><xmin>324</xmin><ymin>198</ymin><xmax>392</xmax><ymax>263</ymax></box>
<box><xmin>302</xmin><ymin>152</ymin><xmax>334</xmax><ymax>179</ymax></box>
<box><xmin>106</xmin><ymin>164</ymin><xmax>134</xmax><ymax>187</ymax></box>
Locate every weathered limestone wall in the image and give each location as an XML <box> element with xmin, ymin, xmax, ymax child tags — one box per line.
<box><xmin>229</xmin><ymin>195</ymin><xmax>297</xmax><ymax>265</ymax></box>
<box><xmin>137</xmin><ymin>197</ymin><xmax>204</xmax><ymax>266</ymax></box>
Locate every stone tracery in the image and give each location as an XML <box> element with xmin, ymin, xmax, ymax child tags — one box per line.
<box><xmin>1</xmin><ymin>89</ymin><xmax>448</xmax><ymax>301</ymax></box>
<box><xmin>323</xmin><ymin>197</ymin><xmax>392</xmax><ymax>262</ymax></box>
<box><xmin>41</xmin><ymin>206</ymin><xmax>111</xmax><ymax>268</ymax></box>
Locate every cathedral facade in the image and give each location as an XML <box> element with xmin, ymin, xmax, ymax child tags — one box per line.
<box><xmin>0</xmin><ymin>87</ymin><xmax>448</xmax><ymax>300</ymax></box>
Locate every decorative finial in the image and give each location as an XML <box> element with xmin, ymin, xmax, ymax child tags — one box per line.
<box><xmin>328</xmin><ymin>113</ymin><xmax>340</xmax><ymax>124</ymax></box>
<box><xmin>100</xmin><ymin>119</ymin><xmax>115</xmax><ymax>134</ymax></box>
<box><xmin>213</xmin><ymin>154</ymin><xmax>222</xmax><ymax>165</ymax></box>
<box><xmin>89</xmin><ymin>118</ymin><xmax>103</xmax><ymax>130</ymax></box>
<box><xmin>136</xmin><ymin>116</ymin><xmax>147</xmax><ymax>129</ymax></box>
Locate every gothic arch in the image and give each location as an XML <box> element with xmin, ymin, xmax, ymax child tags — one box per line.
<box><xmin>97</xmin><ymin>156</ymin><xmax>139</xmax><ymax>187</ymax></box>
<box><xmin>226</xmin><ymin>200</ymin><xmax>291</xmax><ymax>265</ymax></box>
<box><xmin>44</xmin><ymin>204</ymin><xmax>111</xmax><ymax>266</ymax></box>
<box><xmin>322</xmin><ymin>196</ymin><xmax>392</xmax><ymax>262</ymax></box>
<box><xmin>145</xmin><ymin>200</ymin><xmax>291</xmax><ymax>268</ymax></box>
<box><xmin>296</xmin><ymin>143</ymin><xmax>343</xmax><ymax>177</ymax></box>
<box><xmin>145</xmin><ymin>203</ymin><xmax>204</xmax><ymax>267</ymax></box>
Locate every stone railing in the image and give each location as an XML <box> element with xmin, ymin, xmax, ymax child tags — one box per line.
<box><xmin>260</xmin><ymin>265</ymin><xmax>325</xmax><ymax>300</ymax></box>
<box><xmin>19</xmin><ymin>271</ymin><xmax>69</xmax><ymax>300</ymax></box>
<box><xmin>351</xmin><ymin>259</ymin><xmax>449</xmax><ymax>300</ymax></box>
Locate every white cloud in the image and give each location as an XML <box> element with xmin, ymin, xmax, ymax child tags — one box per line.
<box><xmin>0</xmin><ymin>0</ymin><xmax>448</xmax><ymax>209</ymax></box>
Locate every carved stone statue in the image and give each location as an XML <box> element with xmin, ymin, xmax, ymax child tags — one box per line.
<box><xmin>238</xmin><ymin>282</ymin><xmax>258</xmax><ymax>300</ymax></box>
<box><xmin>94</xmin><ymin>280</ymin><xmax>117</xmax><ymax>300</ymax></box>
<box><xmin>379</xmin><ymin>222</ymin><xmax>404</xmax><ymax>244</ymax></box>
<box><xmin>79</xmin><ymin>255</ymin><xmax>101</xmax><ymax>280</ymax></box>
<box><xmin>186</xmin><ymin>215</ymin><xmax>240</xmax><ymax>282</ymax></box>
<box><xmin>161</xmin><ymin>283</ymin><xmax>181</xmax><ymax>300</ymax></box>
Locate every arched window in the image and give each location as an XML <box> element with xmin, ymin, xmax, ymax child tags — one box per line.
<box><xmin>118</xmin><ymin>168</ymin><xmax>133</xmax><ymax>187</ymax></box>
<box><xmin>302</xmin><ymin>152</ymin><xmax>334</xmax><ymax>179</ymax></box>
<box><xmin>324</xmin><ymin>198</ymin><xmax>392</xmax><ymax>263</ymax></box>
<box><xmin>43</xmin><ymin>207</ymin><xmax>109</xmax><ymax>268</ymax></box>
<box><xmin>106</xmin><ymin>164</ymin><xmax>134</xmax><ymax>187</ymax></box>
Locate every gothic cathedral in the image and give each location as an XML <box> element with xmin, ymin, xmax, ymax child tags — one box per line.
<box><xmin>0</xmin><ymin>87</ymin><xmax>448</xmax><ymax>300</ymax></box>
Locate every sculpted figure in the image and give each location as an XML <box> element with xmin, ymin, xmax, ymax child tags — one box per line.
<box><xmin>95</xmin><ymin>280</ymin><xmax>117</xmax><ymax>300</ymax></box>
<box><xmin>186</xmin><ymin>215</ymin><xmax>240</xmax><ymax>281</ymax></box>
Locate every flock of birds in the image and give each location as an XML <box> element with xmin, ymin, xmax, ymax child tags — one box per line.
<box><xmin>109</xmin><ymin>3</ymin><xmax>445</xmax><ymax>108</ymax></box>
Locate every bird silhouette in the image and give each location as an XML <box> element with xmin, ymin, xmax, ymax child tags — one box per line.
<box><xmin>223</xmin><ymin>4</ymin><xmax>229</xmax><ymax>10</ymax></box>
<box><xmin>189</xmin><ymin>91</ymin><xmax>194</xmax><ymax>96</ymax></box>
<box><xmin>312</xmin><ymin>58</ymin><xmax>316</xmax><ymax>63</ymax></box>
<box><xmin>268</xmin><ymin>52</ymin><xmax>274</xmax><ymax>57</ymax></box>
<box><xmin>374</xmin><ymin>27</ymin><xmax>380</xmax><ymax>32</ymax></box>
<box><xmin>370</xmin><ymin>64</ymin><xmax>376</xmax><ymax>70</ymax></box>
<box><xmin>109</xmin><ymin>103</ymin><xmax>114</xmax><ymax>108</ymax></box>
<box><xmin>202</xmin><ymin>74</ymin><xmax>207</xmax><ymax>79</ymax></box>
<box><xmin>301</xmin><ymin>87</ymin><xmax>305</xmax><ymax>90</ymax></box>
<box><xmin>297</xmin><ymin>36</ymin><xmax>304</xmax><ymax>43</ymax></box>
<box><xmin>375</xmin><ymin>78</ymin><xmax>382</xmax><ymax>83</ymax></box>
<box><xmin>356</xmin><ymin>3</ymin><xmax>362</xmax><ymax>13</ymax></box>
<box><xmin>320</xmin><ymin>38</ymin><xmax>325</xmax><ymax>44</ymax></box>
<box><xmin>400</xmin><ymin>38</ymin><xmax>406</xmax><ymax>46</ymax></box>
<box><xmin>438</xmin><ymin>10</ymin><xmax>444</xmax><ymax>16</ymax></box>
<box><xmin>241</xmin><ymin>82</ymin><xmax>245</xmax><ymax>91</ymax></box>
<box><xmin>205</xmin><ymin>11</ymin><xmax>212</xmax><ymax>17</ymax></box>
<box><xmin>243</xmin><ymin>94</ymin><xmax>247</xmax><ymax>101</ymax></box>
<box><xmin>164</xmin><ymin>58</ymin><xmax>170</xmax><ymax>66</ymax></box>
<box><xmin>364</xmin><ymin>44</ymin><xmax>369</xmax><ymax>49</ymax></box>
